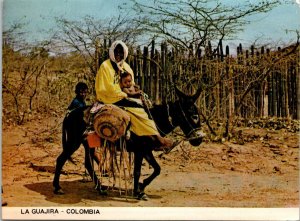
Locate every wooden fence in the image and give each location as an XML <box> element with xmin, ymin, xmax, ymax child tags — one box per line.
<box><xmin>96</xmin><ymin>40</ymin><xmax>299</xmax><ymax>120</ymax></box>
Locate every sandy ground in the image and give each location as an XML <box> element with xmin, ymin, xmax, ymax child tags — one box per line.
<box><xmin>1</xmin><ymin>117</ymin><xmax>299</xmax><ymax>212</ymax></box>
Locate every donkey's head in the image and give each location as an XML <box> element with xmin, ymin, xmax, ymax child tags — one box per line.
<box><xmin>170</xmin><ymin>86</ymin><xmax>204</xmax><ymax>146</ymax></box>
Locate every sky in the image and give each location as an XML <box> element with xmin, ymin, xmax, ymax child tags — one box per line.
<box><xmin>1</xmin><ymin>0</ymin><xmax>300</xmax><ymax>49</ymax></box>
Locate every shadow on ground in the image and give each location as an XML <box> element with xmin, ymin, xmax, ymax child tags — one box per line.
<box><xmin>24</xmin><ymin>179</ymin><xmax>161</xmax><ymax>205</ymax></box>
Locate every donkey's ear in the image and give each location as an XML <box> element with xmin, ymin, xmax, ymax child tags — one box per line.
<box><xmin>175</xmin><ymin>86</ymin><xmax>188</xmax><ymax>100</ymax></box>
<box><xmin>191</xmin><ymin>87</ymin><xmax>201</xmax><ymax>102</ymax></box>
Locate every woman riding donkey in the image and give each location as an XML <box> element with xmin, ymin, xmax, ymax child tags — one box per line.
<box><xmin>95</xmin><ymin>40</ymin><xmax>179</xmax><ymax>152</ymax></box>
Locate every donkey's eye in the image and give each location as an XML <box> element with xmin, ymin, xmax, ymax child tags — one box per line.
<box><xmin>191</xmin><ymin>115</ymin><xmax>199</xmax><ymax>123</ymax></box>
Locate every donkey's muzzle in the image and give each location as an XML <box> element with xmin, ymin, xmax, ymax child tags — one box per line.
<box><xmin>188</xmin><ymin>130</ymin><xmax>206</xmax><ymax>146</ymax></box>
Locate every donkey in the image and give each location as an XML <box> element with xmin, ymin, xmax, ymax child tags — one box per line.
<box><xmin>53</xmin><ymin>87</ymin><xmax>203</xmax><ymax>198</ymax></box>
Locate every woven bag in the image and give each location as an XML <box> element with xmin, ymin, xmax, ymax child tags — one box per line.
<box><xmin>93</xmin><ymin>104</ymin><xmax>130</xmax><ymax>142</ymax></box>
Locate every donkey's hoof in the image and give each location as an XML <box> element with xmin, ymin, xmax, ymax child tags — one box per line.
<box><xmin>99</xmin><ymin>189</ymin><xmax>108</xmax><ymax>196</ymax></box>
<box><xmin>96</xmin><ymin>186</ymin><xmax>108</xmax><ymax>195</ymax></box>
<box><xmin>137</xmin><ymin>192</ymin><xmax>149</xmax><ymax>201</ymax></box>
<box><xmin>54</xmin><ymin>188</ymin><xmax>64</xmax><ymax>195</ymax></box>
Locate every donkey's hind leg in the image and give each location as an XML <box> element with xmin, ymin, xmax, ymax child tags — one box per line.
<box><xmin>82</xmin><ymin>141</ymin><xmax>106</xmax><ymax>195</ymax></box>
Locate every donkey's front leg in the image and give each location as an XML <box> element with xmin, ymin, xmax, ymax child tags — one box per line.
<box><xmin>133</xmin><ymin>150</ymin><xmax>144</xmax><ymax>197</ymax></box>
<box><xmin>140</xmin><ymin>150</ymin><xmax>161</xmax><ymax>193</ymax></box>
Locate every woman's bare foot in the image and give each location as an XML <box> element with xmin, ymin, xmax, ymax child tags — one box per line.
<box><xmin>156</xmin><ymin>136</ymin><xmax>172</xmax><ymax>147</ymax></box>
<box><xmin>154</xmin><ymin>137</ymin><xmax>180</xmax><ymax>153</ymax></box>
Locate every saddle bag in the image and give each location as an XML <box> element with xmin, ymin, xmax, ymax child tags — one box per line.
<box><xmin>93</xmin><ymin>104</ymin><xmax>130</xmax><ymax>142</ymax></box>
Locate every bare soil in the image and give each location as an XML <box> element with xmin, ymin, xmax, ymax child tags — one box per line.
<box><xmin>1</xmin><ymin>117</ymin><xmax>299</xmax><ymax>208</ymax></box>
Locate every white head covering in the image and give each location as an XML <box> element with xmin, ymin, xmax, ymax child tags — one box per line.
<box><xmin>109</xmin><ymin>40</ymin><xmax>128</xmax><ymax>70</ymax></box>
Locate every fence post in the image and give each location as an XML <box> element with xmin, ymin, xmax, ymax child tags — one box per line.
<box><xmin>142</xmin><ymin>46</ymin><xmax>148</xmax><ymax>92</ymax></box>
<box><xmin>296</xmin><ymin>47</ymin><xmax>300</xmax><ymax>119</ymax></box>
<box><xmin>150</xmin><ymin>40</ymin><xmax>155</xmax><ymax>100</ymax></box>
<box><xmin>161</xmin><ymin>42</ymin><xmax>166</xmax><ymax>102</ymax></box>
<box><xmin>219</xmin><ymin>39</ymin><xmax>224</xmax><ymax>61</ymax></box>
<box><xmin>155</xmin><ymin>49</ymin><xmax>161</xmax><ymax>104</ymax></box>
<box><xmin>136</xmin><ymin>47</ymin><xmax>141</xmax><ymax>86</ymax></box>
<box><xmin>284</xmin><ymin>59</ymin><xmax>290</xmax><ymax>118</ymax></box>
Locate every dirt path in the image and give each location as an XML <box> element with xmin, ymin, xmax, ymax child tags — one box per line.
<box><xmin>1</xmin><ymin>121</ymin><xmax>299</xmax><ymax>210</ymax></box>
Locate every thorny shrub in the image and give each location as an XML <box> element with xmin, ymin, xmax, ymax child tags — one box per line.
<box><xmin>2</xmin><ymin>46</ymin><xmax>96</xmax><ymax>126</ymax></box>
